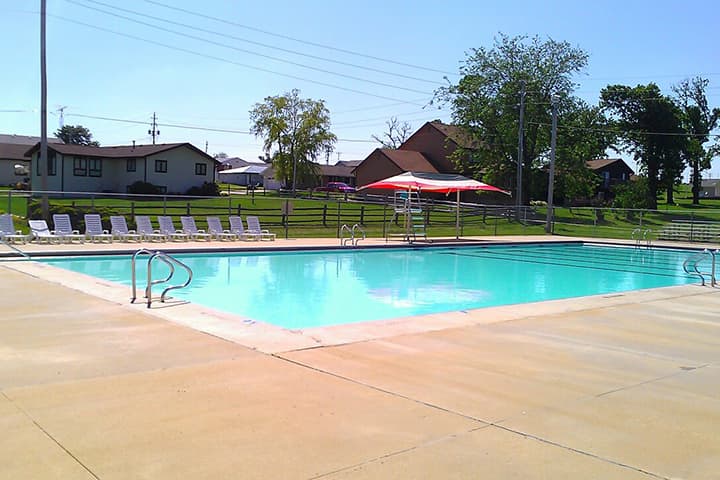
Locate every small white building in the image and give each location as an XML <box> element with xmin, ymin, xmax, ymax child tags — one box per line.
<box><xmin>26</xmin><ymin>142</ymin><xmax>218</xmax><ymax>194</ymax></box>
<box><xmin>700</xmin><ymin>179</ymin><xmax>720</xmax><ymax>198</ymax></box>
<box><xmin>218</xmin><ymin>164</ymin><xmax>268</xmax><ymax>186</ymax></box>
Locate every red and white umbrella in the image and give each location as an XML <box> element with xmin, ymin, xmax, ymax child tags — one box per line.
<box><xmin>359</xmin><ymin>172</ymin><xmax>510</xmax><ymax>239</ymax></box>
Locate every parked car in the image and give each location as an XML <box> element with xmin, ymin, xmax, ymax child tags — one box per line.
<box><xmin>315</xmin><ymin>182</ymin><xmax>356</xmax><ymax>193</ymax></box>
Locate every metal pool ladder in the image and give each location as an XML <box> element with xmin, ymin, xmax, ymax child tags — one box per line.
<box><xmin>631</xmin><ymin>228</ymin><xmax>652</xmax><ymax>248</ymax></box>
<box><xmin>682</xmin><ymin>249</ymin><xmax>717</xmax><ymax>286</ymax></box>
<box><xmin>340</xmin><ymin>224</ymin><xmax>366</xmax><ymax>247</ymax></box>
<box><xmin>130</xmin><ymin>248</ymin><xmax>193</xmax><ymax>308</ymax></box>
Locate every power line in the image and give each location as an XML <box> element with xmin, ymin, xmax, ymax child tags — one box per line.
<box><xmin>143</xmin><ymin>0</ymin><xmax>458</xmax><ymax>77</ymax></box>
<box><xmin>48</xmin><ymin>14</ymin><xmax>429</xmax><ymax>106</ymax></box>
<box><xmin>65</xmin><ymin>0</ymin><xmax>435</xmax><ymax>95</ymax></box>
<box><xmin>70</xmin><ymin>0</ymin><xmax>443</xmax><ymax>87</ymax></box>
<box><xmin>528</xmin><ymin>121</ymin><xmax>720</xmax><ymax>138</ymax></box>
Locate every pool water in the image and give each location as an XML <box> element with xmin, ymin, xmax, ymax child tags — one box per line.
<box><xmin>40</xmin><ymin>243</ymin><xmax>699</xmax><ymax>329</ymax></box>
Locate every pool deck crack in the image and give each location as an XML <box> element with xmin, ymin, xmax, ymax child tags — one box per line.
<box><xmin>274</xmin><ymin>354</ymin><xmax>671</xmax><ymax>480</ymax></box>
<box><xmin>1</xmin><ymin>390</ymin><xmax>102</xmax><ymax>480</ymax></box>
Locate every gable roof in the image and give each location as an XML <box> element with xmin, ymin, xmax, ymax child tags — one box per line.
<box><xmin>0</xmin><ymin>143</ymin><xmax>37</xmax><ymax>161</ymax></box>
<box><xmin>335</xmin><ymin>160</ymin><xmax>362</xmax><ymax>167</ymax></box>
<box><xmin>318</xmin><ymin>163</ymin><xmax>355</xmax><ymax>177</ymax></box>
<box><xmin>24</xmin><ymin>142</ymin><xmax>218</xmax><ymax>162</ymax></box>
<box><xmin>0</xmin><ymin>134</ymin><xmax>63</xmax><ymax>145</ymax></box>
<box><xmin>586</xmin><ymin>158</ymin><xmax>633</xmax><ymax>173</ymax></box>
<box><xmin>376</xmin><ymin>148</ymin><xmax>438</xmax><ymax>173</ymax></box>
<box><xmin>426</xmin><ymin>121</ymin><xmax>478</xmax><ymax>149</ymax></box>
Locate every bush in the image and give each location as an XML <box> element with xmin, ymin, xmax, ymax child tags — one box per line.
<box><xmin>127</xmin><ymin>181</ymin><xmax>162</xmax><ymax>195</ymax></box>
<box><xmin>186</xmin><ymin>182</ymin><xmax>220</xmax><ymax>197</ymax></box>
<box><xmin>27</xmin><ymin>201</ymin><xmax>120</xmax><ymax>231</ymax></box>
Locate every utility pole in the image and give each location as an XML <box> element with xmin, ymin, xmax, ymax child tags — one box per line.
<box><xmin>545</xmin><ymin>96</ymin><xmax>559</xmax><ymax>234</ymax></box>
<box><xmin>148</xmin><ymin>112</ymin><xmax>160</xmax><ymax>144</ymax></box>
<box><xmin>40</xmin><ymin>0</ymin><xmax>49</xmax><ymax>220</ymax></box>
<box><xmin>57</xmin><ymin>106</ymin><xmax>67</xmax><ymax>128</ymax></box>
<box><xmin>516</xmin><ymin>80</ymin><xmax>526</xmax><ymax>215</ymax></box>
<box><xmin>205</xmin><ymin>141</ymin><xmax>208</xmax><ymax>153</ymax></box>
<box><xmin>336</xmin><ymin>151</ymin><xmax>342</xmax><ymax>162</ymax></box>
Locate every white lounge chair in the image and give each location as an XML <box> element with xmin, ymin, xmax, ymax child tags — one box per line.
<box><xmin>228</xmin><ymin>215</ymin><xmax>260</xmax><ymax>241</ymax></box>
<box><xmin>110</xmin><ymin>216</ymin><xmax>143</xmax><ymax>242</ymax></box>
<box><xmin>84</xmin><ymin>214</ymin><xmax>113</xmax><ymax>243</ymax></box>
<box><xmin>206</xmin><ymin>216</ymin><xmax>238</xmax><ymax>241</ymax></box>
<box><xmin>134</xmin><ymin>215</ymin><xmax>167</xmax><ymax>242</ymax></box>
<box><xmin>157</xmin><ymin>216</ymin><xmax>189</xmax><ymax>242</ymax></box>
<box><xmin>28</xmin><ymin>219</ymin><xmax>62</xmax><ymax>244</ymax></box>
<box><xmin>180</xmin><ymin>216</ymin><xmax>213</xmax><ymax>241</ymax></box>
<box><xmin>246</xmin><ymin>215</ymin><xmax>276</xmax><ymax>241</ymax></box>
<box><xmin>52</xmin><ymin>214</ymin><xmax>85</xmax><ymax>243</ymax></box>
<box><xmin>0</xmin><ymin>214</ymin><xmax>31</xmax><ymax>244</ymax></box>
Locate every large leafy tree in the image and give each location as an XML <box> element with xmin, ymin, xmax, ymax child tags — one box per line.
<box><xmin>55</xmin><ymin>124</ymin><xmax>99</xmax><ymax>146</ymax></box>
<box><xmin>435</xmin><ymin>34</ymin><xmax>592</xmax><ymax>203</ymax></box>
<box><xmin>600</xmin><ymin>84</ymin><xmax>686</xmax><ymax>209</ymax></box>
<box><xmin>249</xmin><ymin>89</ymin><xmax>336</xmax><ymax>193</ymax></box>
<box><xmin>672</xmin><ymin>77</ymin><xmax>720</xmax><ymax>205</ymax></box>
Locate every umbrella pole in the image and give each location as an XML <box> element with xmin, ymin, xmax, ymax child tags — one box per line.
<box><xmin>456</xmin><ymin>190</ymin><xmax>460</xmax><ymax>239</ymax></box>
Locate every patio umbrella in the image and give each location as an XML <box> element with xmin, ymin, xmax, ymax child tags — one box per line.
<box><xmin>359</xmin><ymin>171</ymin><xmax>510</xmax><ymax>239</ymax></box>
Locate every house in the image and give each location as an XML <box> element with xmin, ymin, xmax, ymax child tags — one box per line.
<box><xmin>317</xmin><ymin>162</ymin><xmax>357</xmax><ymax>187</ymax></box>
<box><xmin>217</xmin><ymin>156</ymin><xmax>268</xmax><ymax>171</ymax></box>
<box><xmin>354</xmin><ymin>121</ymin><xmax>478</xmax><ymax>189</ymax></box>
<box><xmin>0</xmin><ymin>134</ymin><xmax>63</xmax><ymax>187</ymax></box>
<box><xmin>26</xmin><ymin>142</ymin><xmax>218</xmax><ymax>194</ymax></box>
<box><xmin>586</xmin><ymin>158</ymin><xmax>634</xmax><ymax>199</ymax></box>
<box><xmin>354</xmin><ymin>149</ymin><xmax>438</xmax><ymax>190</ymax></box>
<box><xmin>700</xmin><ymin>179</ymin><xmax>720</xmax><ymax>198</ymax></box>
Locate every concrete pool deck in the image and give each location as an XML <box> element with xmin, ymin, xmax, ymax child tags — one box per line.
<box><xmin>1</xmin><ymin>236</ymin><xmax>719</xmax><ymax>479</ymax></box>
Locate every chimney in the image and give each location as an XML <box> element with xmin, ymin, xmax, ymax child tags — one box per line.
<box><xmin>132</xmin><ymin>140</ymin><xmax>135</xmax><ymax>149</ymax></box>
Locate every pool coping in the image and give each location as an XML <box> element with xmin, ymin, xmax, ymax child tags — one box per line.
<box><xmin>2</xmin><ymin>235</ymin><xmax>715</xmax><ymax>353</ymax></box>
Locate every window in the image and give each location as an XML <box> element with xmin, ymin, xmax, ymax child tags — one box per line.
<box><xmin>36</xmin><ymin>151</ymin><xmax>56</xmax><ymax>176</ymax></box>
<box><xmin>73</xmin><ymin>157</ymin><xmax>87</xmax><ymax>176</ymax></box>
<box><xmin>89</xmin><ymin>158</ymin><xmax>102</xmax><ymax>177</ymax></box>
<box><xmin>155</xmin><ymin>159</ymin><xmax>167</xmax><ymax>173</ymax></box>
<box><xmin>195</xmin><ymin>163</ymin><xmax>207</xmax><ymax>176</ymax></box>
<box><xmin>126</xmin><ymin>158</ymin><xmax>136</xmax><ymax>172</ymax></box>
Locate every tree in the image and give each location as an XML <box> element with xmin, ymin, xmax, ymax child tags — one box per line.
<box><xmin>600</xmin><ymin>84</ymin><xmax>686</xmax><ymax>209</ymax></box>
<box><xmin>213</xmin><ymin>152</ymin><xmax>229</xmax><ymax>160</ymax></box>
<box><xmin>435</xmin><ymin>34</ymin><xmax>591</xmax><ymax>202</ymax></box>
<box><xmin>372</xmin><ymin>116</ymin><xmax>413</xmax><ymax>148</ymax></box>
<box><xmin>55</xmin><ymin>124</ymin><xmax>99</xmax><ymax>146</ymax></box>
<box><xmin>672</xmin><ymin>77</ymin><xmax>720</xmax><ymax>205</ymax></box>
<box><xmin>249</xmin><ymin>89</ymin><xmax>336</xmax><ymax>193</ymax></box>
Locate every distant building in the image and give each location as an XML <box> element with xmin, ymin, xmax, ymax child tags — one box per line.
<box><xmin>218</xmin><ymin>164</ymin><xmax>268</xmax><ymax>187</ymax></box>
<box><xmin>586</xmin><ymin>158</ymin><xmax>634</xmax><ymax>199</ymax></box>
<box><xmin>26</xmin><ymin>142</ymin><xmax>218</xmax><ymax>194</ymax></box>
<box><xmin>0</xmin><ymin>134</ymin><xmax>63</xmax><ymax>187</ymax></box>
<box><xmin>700</xmin><ymin>179</ymin><xmax>720</xmax><ymax>198</ymax></box>
<box><xmin>217</xmin><ymin>156</ymin><xmax>267</xmax><ymax>171</ymax></box>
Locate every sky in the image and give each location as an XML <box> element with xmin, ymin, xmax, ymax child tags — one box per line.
<box><xmin>2</xmin><ymin>0</ymin><xmax>719</xmax><ymax>176</ymax></box>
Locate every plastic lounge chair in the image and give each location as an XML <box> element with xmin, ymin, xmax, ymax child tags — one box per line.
<box><xmin>84</xmin><ymin>214</ymin><xmax>113</xmax><ymax>243</ymax></box>
<box><xmin>28</xmin><ymin>219</ymin><xmax>62</xmax><ymax>244</ymax></box>
<box><xmin>0</xmin><ymin>214</ymin><xmax>31</xmax><ymax>244</ymax></box>
<box><xmin>180</xmin><ymin>216</ymin><xmax>213</xmax><ymax>241</ymax></box>
<box><xmin>157</xmin><ymin>216</ymin><xmax>189</xmax><ymax>242</ymax></box>
<box><xmin>246</xmin><ymin>215</ymin><xmax>276</xmax><ymax>241</ymax></box>
<box><xmin>134</xmin><ymin>215</ymin><xmax>167</xmax><ymax>242</ymax></box>
<box><xmin>52</xmin><ymin>214</ymin><xmax>85</xmax><ymax>243</ymax></box>
<box><xmin>109</xmin><ymin>216</ymin><xmax>143</xmax><ymax>242</ymax></box>
<box><xmin>206</xmin><ymin>216</ymin><xmax>238</xmax><ymax>241</ymax></box>
<box><xmin>228</xmin><ymin>215</ymin><xmax>259</xmax><ymax>241</ymax></box>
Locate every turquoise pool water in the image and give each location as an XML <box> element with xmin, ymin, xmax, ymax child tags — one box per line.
<box><xmin>39</xmin><ymin>243</ymin><xmax>699</xmax><ymax>329</ymax></box>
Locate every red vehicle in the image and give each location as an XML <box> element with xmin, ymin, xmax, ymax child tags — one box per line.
<box><xmin>315</xmin><ymin>182</ymin><xmax>356</xmax><ymax>193</ymax></box>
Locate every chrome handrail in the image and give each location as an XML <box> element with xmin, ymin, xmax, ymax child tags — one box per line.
<box><xmin>154</xmin><ymin>252</ymin><xmax>193</xmax><ymax>303</ymax></box>
<box><xmin>340</xmin><ymin>224</ymin><xmax>353</xmax><ymax>246</ymax></box>
<box><xmin>682</xmin><ymin>249</ymin><xmax>717</xmax><ymax>286</ymax></box>
<box><xmin>131</xmin><ymin>249</ymin><xmax>193</xmax><ymax>307</ymax></box>
<box><xmin>351</xmin><ymin>224</ymin><xmax>366</xmax><ymax>246</ymax></box>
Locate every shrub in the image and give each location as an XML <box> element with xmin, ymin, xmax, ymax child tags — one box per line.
<box><xmin>127</xmin><ymin>181</ymin><xmax>162</xmax><ymax>195</ymax></box>
<box><xmin>186</xmin><ymin>182</ymin><xmax>220</xmax><ymax>197</ymax></box>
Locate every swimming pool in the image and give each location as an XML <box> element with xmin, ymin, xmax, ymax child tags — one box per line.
<box><xmin>39</xmin><ymin>243</ymin><xmax>699</xmax><ymax>329</ymax></box>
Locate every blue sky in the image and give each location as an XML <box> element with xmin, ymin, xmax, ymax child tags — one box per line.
<box><xmin>2</xmin><ymin>0</ymin><xmax>719</xmax><ymax>176</ymax></box>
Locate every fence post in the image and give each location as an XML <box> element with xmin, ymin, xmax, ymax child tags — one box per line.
<box><xmin>163</xmin><ymin>195</ymin><xmax>167</xmax><ymax>215</ymax></box>
<box><xmin>284</xmin><ymin>200</ymin><xmax>289</xmax><ymax>239</ymax></box>
<box><xmin>322</xmin><ymin>204</ymin><xmax>327</xmax><ymax>227</ymax></box>
<box><xmin>131</xmin><ymin>201</ymin><xmax>135</xmax><ymax>218</ymax></box>
<box><xmin>494</xmin><ymin>215</ymin><xmax>498</xmax><ymax>236</ymax></box>
<box><xmin>91</xmin><ymin>194</ymin><xmax>95</xmax><ymax>210</ymax></box>
<box><xmin>186</xmin><ymin>202</ymin><xmax>191</xmax><ymax>215</ymax></box>
<box><xmin>228</xmin><ymin>191</ymin><xmax>232</xmax><ymax>215</ymax></box>
<box><xmin>336</xmin><ymin>201</ymin><xmax>341</xmax><ymax>238</ymax></box>
<box><xmin>360</xmin><ymin>205</ymin><xmax>365</xmax><ymax>225</ymax></box>
<box><xmin>690</xmin><ymin>211</ymin><xmax>695</xmax><ymax>242</ymax></box>
<box><xmin>7</xmin><ymin>190</ymin><xmax>11</xmax><ymax>215</ymax></box>
<box><xmin>382</xmin><ymin>203</ymin><xmax>387</xmax><ymax>238</ymax></box>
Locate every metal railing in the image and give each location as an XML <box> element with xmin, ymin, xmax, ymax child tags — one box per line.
<box><xmin>130</xmin><ymin>248</ymin><xmax>193</xmax><ymax>308</ymax></box>
<box><xmin>682</xmin><ymin>249</ymin><xmax>717</xmax><ymax>286</ymax></box>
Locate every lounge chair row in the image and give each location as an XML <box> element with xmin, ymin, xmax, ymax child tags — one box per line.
<box><xmin>0</xmin><ymin>214</ymin><xmax>276</xmax><ymax>244</ymax></box>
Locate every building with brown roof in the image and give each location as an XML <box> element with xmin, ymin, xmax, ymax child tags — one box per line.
<box><xmin>586</xmin><ymin>158</ymin><xmax>634</xmax><ymax>199</ymax></box>
<box><xmin>26</xmin><ymin>142</ymin><xmax>218</xmax><ymax>194</ymax></box>
<box><xmin>354</xmin><ymin>148</ymin><xmax>437</xmax><ymax>190</ymax></box>
<box><xmin>0</xmin><ymin>134</ymin><xmax>63</xmax><ymax>187</ymax></box>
